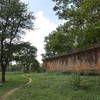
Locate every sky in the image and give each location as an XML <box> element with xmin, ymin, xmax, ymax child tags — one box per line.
<box><xmin>21</xmin><ymin>0</ymin><xmax>64</xmax><ymax>63</ymax></box>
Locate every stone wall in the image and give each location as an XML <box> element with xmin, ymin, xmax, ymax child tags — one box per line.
<box><xmin>43</xmin><ymin>45</ymin><xmax>100</xmax><ymax>73</ymax></box>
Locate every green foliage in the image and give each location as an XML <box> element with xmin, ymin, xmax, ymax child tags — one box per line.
<box><xmin>0</xmin><ymin>0</ymin><xmax>34</xmax><ymax>82</ymax></box>
<box><xmin>7</xmin><ymin>64</ymin><xmax>24</xmax><ymax>72</ymax></box>
<box><xmin>14</xmin><ymin>42</ymin><xmax>40</xmax><ymax>73</ymax></box>
<box><xmin>44</xmin><ymin>0</ymin><xmax>100</xmax><ymax>58</ymax></box>
<box><xmin>38</xmin><ymin>67</ymin><xmax>46</xmax><ymax>73</ymax></box>
<box><xmin>71</xmin><ymin>72</ymin><xmax>93</xmax><ymax>90</ymax></box>
<box><xmin>44</xmin><ymin>24</ymin><xmax>75</xmax><ymax>57</ymax></box>
<box><xmin>52</xmin><ymin>0</ymin><xmax>82</xmax><ymax>19</ymax></box>
<box><xmin>71</xmin><ymin>72</ymin><xmax>81</xmax><ymax>89</ymax></box>
<box><xmin>31</xmin><ymin>59</ymin><xmax>40</xmax><ymax>72</ymax></box>
<box><xmin>71</xmin><ymin>95</ymin><xmax>99</xmax><ymax>100</ymax></box>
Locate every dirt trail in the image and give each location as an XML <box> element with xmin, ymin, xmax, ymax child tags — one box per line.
<box><xmin>0</xmin><ymin>77</ymin><xmax>32</xmax><ymax>100</ymax></box>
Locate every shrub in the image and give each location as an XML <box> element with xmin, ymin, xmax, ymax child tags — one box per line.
<box><xmin>71</xmin><ymin>72</ymin><xmax>92</xmax><ymax>90</ymax></box>
<box><xmin>71</xmin><ymin>95</ymin><xmax>99</xmax><ymax>100</ymax></box>
<box><xmin>37</xmin><ymin>67</ymin><xmax>46</xmax><ymax>73</ymax></box>
<box><xmin>71</xmin><ymin>72</ymin><xmax>81</xmax><ymax>89</ymax></box>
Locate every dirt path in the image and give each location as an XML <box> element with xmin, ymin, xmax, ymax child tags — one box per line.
<box><xmin>0</xmin><ymin>77</ymin><xmax>32</xmax><ymax>100</ymax></box>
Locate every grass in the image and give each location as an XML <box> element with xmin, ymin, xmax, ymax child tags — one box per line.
<box><xmin>2</xmin><ymin>72</ymin><xmax>100</xmax><ymax>100</ymax></box>
<box><xmin>0</xmin><ymin>72</ymin><xmax>28</xmax><ymax>96</ymax></box>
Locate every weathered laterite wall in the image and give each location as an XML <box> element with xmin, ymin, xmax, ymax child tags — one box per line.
<box><xmin>43</xmin><ymin>45</ymin><xmax>100</xmax><ymax>73</ymax></box>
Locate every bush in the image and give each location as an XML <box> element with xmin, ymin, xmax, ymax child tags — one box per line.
<box><xmin>71</xmin><ymin>72</ymin><xmax>81</xmax><ymax>89</ymax></box>
<box><xmin>71</xmin><ymin>95</ymin><xmax>99</xmax><ymax>100</ymax></box>
<box><xmin>37</xmin><ymin>67</ymin><xmax>46</xmax><ymax>73</ymax></box>
<box><xmin>71</xmin><ymin>72</ymin><xmax>92</xmax><ymax>90</ymax></box>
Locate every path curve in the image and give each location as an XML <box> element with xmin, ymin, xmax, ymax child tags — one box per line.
<box><xmin>0</xmin><ymin>77</ymin><xmax>32</xmax><ymax>100</ymax></box>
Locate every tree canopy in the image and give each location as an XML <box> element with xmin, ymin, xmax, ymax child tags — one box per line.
<box><xmin>44</xmin><ymin>0</ymin><xmax>100</xmax><ymax>58</ymax></box>
<box><xmin>14</xmin><ymin>42</ymin><xmax>39</xmax><ymax>73</ymax></box>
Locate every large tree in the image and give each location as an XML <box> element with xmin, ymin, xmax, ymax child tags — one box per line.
<box><xmin>0</xmin><ymin>0</ymin><xmax>34</xmax><ymax>82</ymax></box>
<box><xmin>44</xmin><ymin>0</ymin><xmax>100</xmax><ymax>58</ymax></box>
<box><xmin>52</xmin><ymin>0</ymin><xmax>100</xmax><ymax>48</ymax></box>
<box><xmin>44</xmin><ymin>24</ymin><xmax>75</xmax><ymax>58</ymax></box>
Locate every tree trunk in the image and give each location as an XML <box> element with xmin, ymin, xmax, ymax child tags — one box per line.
<box><xmin>1</xmin><ymin>66</ymin><xmax>6</xmax><ymax>83</ymax></box>
<box><xmin>26</xmin><ymin>65</ymin><xmax>30</xmax><ymax>73</ymax></box>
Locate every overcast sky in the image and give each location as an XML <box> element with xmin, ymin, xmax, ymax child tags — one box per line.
<box><xmin>21</xmin><ymin>0</ymin><xmax>64</xmax><ymax>63</ymax></box>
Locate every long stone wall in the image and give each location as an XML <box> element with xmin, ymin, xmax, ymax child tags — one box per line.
<box><xmin>43</xmin><ymin>45</ymin><xmax>100</xmax><ymax>73</ymax></box>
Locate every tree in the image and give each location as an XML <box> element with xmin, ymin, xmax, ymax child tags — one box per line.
<box><xmin>52</xmin><ymin>0</ymin><xmax>100</xmax><ymax>48</ymax></box>
<box><xmin>0</xmin><ymin>0</ymin><xmax>34</xmax><ymax>82</ymax></box>
<box><xmin>44</xmin><ymin>24</ymin><xmax>75</xmax><ymax>58</ymax></box>
<box><xmin>31</xmin><ymin>59</ymin><xmax>40</xmax><ymax>72</ymax></box>
<box><xmin>14</xmin><ymin>42</ymin><xmax>39</xmax><ymax>73</ymax></box>
<box><xmin>52</xmin><ymin>0</ymin><xmax>82</xmax><ymax>19</ymax></box>
<box><xmin>78</xmin><ymin>0</ymin><xmax>100</xmax><ymax>47</ymax></box>
<box><xmin>44</xmin><ymin>0</ymin><xmax>100</xmax><ymax>58</ymax></box>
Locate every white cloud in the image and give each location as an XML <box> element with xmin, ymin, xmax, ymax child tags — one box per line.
<box><xmin>24</xmin><ymin>11</ymin><xmax>57</xmax><ymax>63</ymax></box>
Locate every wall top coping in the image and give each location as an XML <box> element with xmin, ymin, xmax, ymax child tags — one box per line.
<box><xmin>43</xmin><ymin>43</ymin><xmax>100</xmax><ymax>61</ymax></box>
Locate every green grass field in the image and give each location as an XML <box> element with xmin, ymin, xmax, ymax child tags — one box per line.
<box><xmin>0</xmin><ymin>72</ymin><xmax>27</xmax><ymax>97</ymax></box>
<box><xmin>1</xmin><ymin>72</ymin><xmax>100</xmax><ymax>100</ymax></box>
